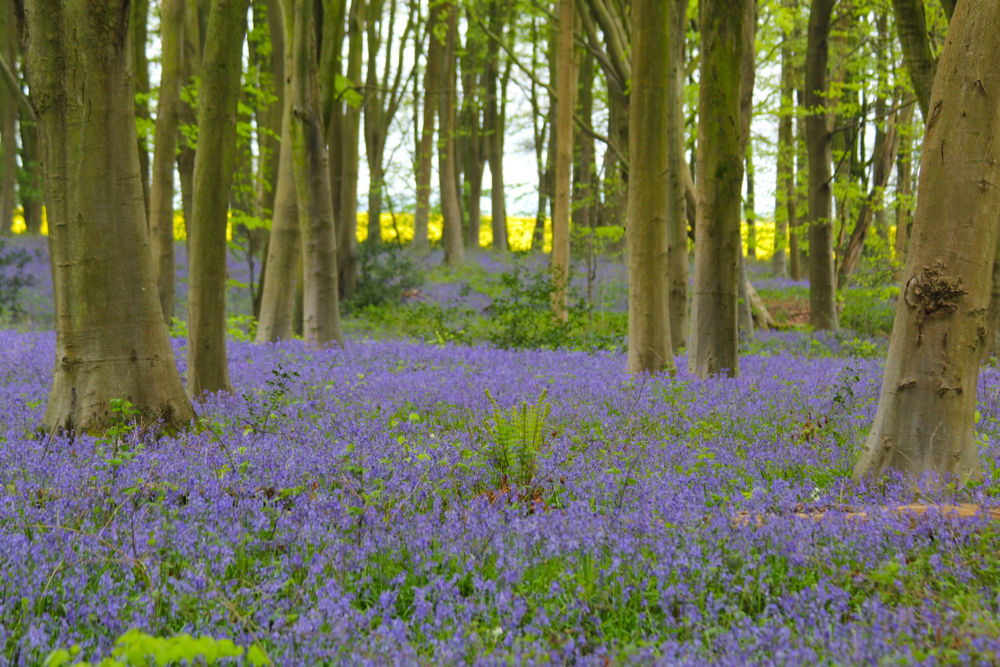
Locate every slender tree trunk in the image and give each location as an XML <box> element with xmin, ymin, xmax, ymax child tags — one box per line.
<box><xmin>551</xmin><ymin>0</ymin><xmax>575</xmax><ymax>320</ymax></box>
<box><xmin>132</xmin><ymin>0</ymin><xmax>151</xmax><ymax>220</ymax></box>
<box><xmin>256</xmin><ymin>85</ymin><xmax>299</xmax><ymax>342</ymax></box>
<box><xmin>176</xmin><ymin>0</ymin><xmax>202</xmax><ymax>231</ymax></box>
<box><xmin>149</xmin><ymin>0</ymin><xmax>185</xmax><ymax>322</ymax></box>
<box><xmin>413</xmin><ymin>0</ymin><xmax>443</xmax><ymax>254</ymax></box>
<box><xmin>438</xmin><ymin>0</ymin><xmax>463</xmax><ymax>266</ymax></box>
<box><xmin>853</xmin><ymin>0</ymin><xmax>999</xmax><ymax>486</ymax></box>
<box><xmin>805</xmin><ymin>0</ymin><xmax>837</xmax><ymax>330</ymax></box>
<box><xmin>0</xmin><ymin>0</ymin><xmax>15</xmax><ymax>233</ymax></box>
<box><xmin>18</xmin><ymin>108</ymin><xmax>43</xmax><ymax>234</ymax></box>
<box><xmin>737</xmin><ymin>0</ymin><xmax>757</xmax><ymax>341</ymax></box>
<box><xmin>25</xmin><ymin>0</ymin><xmax>195</xmax><ymax>432</ymax></box>
<box><xmin>745</xmin><ymin>149</ymin><xmax>756</xmax><ymax>260</ymax></box>
<box><xmin>484</xmin><ymin>0</ymin><xmax>508</xmax><ymax>252</ymax></box>
<box><xmin>893</xmin><ymin>95</ymin><xmax>917</xmax><ymax>276</ymax></box>
<box><xmin>891</xmin><ymin>0</ymin><xmax>937</xmax><ymax>119</ymax></box>
<box><xmin>689</xmin><ymin>0</ymin><xmax>747</xmax><ymax>378</ymax></box>
<box><xmin>666</xmin><ymin>0</ymin><xmax>688</xmax><ymax>351</ymax></box>
<box><xmin>259</xmin><ymin>0</ymin><xmax>285</xmax><ymax>217</ymax></box>
<box><xmin>772</xmin><ymin>0</ymin><xmax>794</xmax><ymax>278</ymax></box>
<box><xmin>289</xmin><ymin>0</ymin><xmax>342</xmax><ymax>344</ymax></box>
<box><xmin>187</xmin><ymin>0</ymin><xmax>248</xmax><ymax>397</ymax></box>
<box><xmin>627</xmin><ymin>0</ymin><xmax>674</xmax><ymax>374</ymax></box>
<box><xmin>335</xmin><ymin>0</ymin><xmax>362</xmax><ymax>296</ymax></box>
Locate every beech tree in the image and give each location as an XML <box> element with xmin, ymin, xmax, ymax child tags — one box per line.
<box><xmin>626</xmin><ymin>0</ymin><xmax>673</xmax><ymax>374</ymax></box>
<box><xmin>187</xmin><ymin>0</ymin><xmax>249</xmax><ymax>396</ymax></box>
<box><xmin>148</xmin><ymin>0</ymin><xmax>185</xmax><ymax>321</ymax></box>
<box><xmin>688</xmin><ymin>0</ymin><xmax>748</xmax><ymax>378</ymax></box>
<box><xmin>852</xmin><ymin>0</ymin><xmax>999</xmax><ymax>486</ymax></box>
<box><xmin>23</xmin><ymin>0</ymin><xmax>194</xmax><ymax>432</ymax></box>
<box><xmin>550</xmin><ymin>0</ymin><xmax>575</xmax><ymax>321</ymax></box>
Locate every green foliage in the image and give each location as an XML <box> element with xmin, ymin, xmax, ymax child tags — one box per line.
<box><xmin>464</xmin><ymin>389</ymin><xmax>553</xmax><ymax>504</ymax></box>
<box><xmin>840</xmin><ymin>286</ymin><xmax>897</xmax><ymax>338</ymax></box>
<box><xmin>347</xmin><ymin>241</ymin><xmax>425</xmax><ymax>312</ymax></box>
<box><xmin>486</xmin><ymin>261</ymin><xmax>588</xmax><ymax>350</ymax></box>
<box><xmin>95</xmin><ymin>399</ymin><xmax>144</xmax><ymax>471</ymax></box>
<box><xmin>44</xmin><ymin>628</ymin><xmax>270</xmax><ymax>666</ymax></box>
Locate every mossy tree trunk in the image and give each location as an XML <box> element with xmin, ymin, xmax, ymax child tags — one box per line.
<box><xmin>626</xmin><ymin>0</ymin><xmax>675</xmax><ymax>374</ymax></box>
<box><xmin>24</xmin><ymin>0</ymin><xmax>195</xmax><ymax>432</ymax></box>
<box><xmin>805</xmin><ymin>0</ymin><xmax>838</xmax><ymax>331</ymax></box>
<box><xmin>666</xmin><ymin>0</ymin><xmax>688</xmax><ymax>352</ymax></box>
<box><xmin>852</xmin><ymin>0</ymin><xmax>1000</xmax><ymax>487</ymax></box>
<box><xmin>0</xmin><ymin>0</ymin><xmax>16</xmax><ymax>233</ymax></box>
<box><xmin>688</xmin><ymin>0</ymin><xmax>747</xmax><ymax>378</ymax></box>
<box><xmin>288</xmin><ymin>0</ymin><xmax>343</xmax><ymax>345</ymax></box>
<box><xmin>187</xmin><ymin>0</ymin><xmax>248</xmax><ymax>397</ymax></box>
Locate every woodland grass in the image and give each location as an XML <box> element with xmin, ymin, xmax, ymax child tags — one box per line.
<box><xmin>1</xmin><ymin>233</ymin><xmax>998</xmax><ymax>665</ymax></box>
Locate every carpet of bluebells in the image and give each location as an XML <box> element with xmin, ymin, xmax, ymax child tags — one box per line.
<box><xmin>3</xmin><ymin>241</ymin><xmax>1000</xmax><ymax>664</ymax></box>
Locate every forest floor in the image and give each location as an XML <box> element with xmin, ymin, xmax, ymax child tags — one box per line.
<box><xmin>2</xmin><ymin>238</ymin><xmax>999</xmax><ymax>665</ymax></box>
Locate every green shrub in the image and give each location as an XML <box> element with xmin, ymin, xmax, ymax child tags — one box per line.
<box><xmin>840</xmin><ymin>286</ymin><xmax>898</xmax><ymax>338</ymax></box>
<box><xmin>347</xmin><ymin>241</ymin><xmax>424</xmax><ymax>312</ymax></box>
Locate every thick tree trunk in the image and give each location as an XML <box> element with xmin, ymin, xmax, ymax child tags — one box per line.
<box><xmin>626</xmin><ymin>0</ymin><xmax>674</xmax><ymax>374</ymax></box>
<box><xmin>438</xmin><ymin>0</ymin><xmax>463</xmax><ymax>266</ymax></box>
<box><xmin>187</xmin><ymin>0</ymin><xmax>248</xmax><ymax>397</ymax></box>
<box><xmin>666</xmin><ymin>0</ymin><xmax>688</xmax><ymax>353</ymax></box>
<box><xmin>852</xmin><ymin>0</ymin><xmax>999</xmax><ymax>486</ymax></box>
<box><xmin>256</xmin><ymin>13</ymin><xmax>299</xmax><ymax>343</ymax></box>
<box><xmin>149</xmin><ymin>0</ymin><xmax>185</xmax><ymax>322</ymax></box>
<box><xmin>25</xmin><ymin>0</ymin><xmax>194</xmax><ymax>432</ymax></box>
<box><xmin>551</xmin><ymin>0</ymin><xmax>575</xmax><ymax>321</ymax></box>
<box><xmin>805</xmin><ymin>0</ymin><xmax>838</xmax><ymax>330</ymax></box>
<box><xmin>290</xmin><ymin>0</ymin><xmax>343</xmax><ymax>345</ymax></box>
<box><xmin>688</xmin><ymin>0</ymin><xmax>747</xmax><ymax>378</ymax></box>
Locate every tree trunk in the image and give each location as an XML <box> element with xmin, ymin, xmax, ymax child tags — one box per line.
<box><xmin>335</xmin><ymin>0</ymin><xmax>362</xmax><ymax>296</ymax></box>
<box><xmin>805</xmin><ymin>0</ymin><xmax>838</xmax><ymax>330</ymax></box>
<box><xmin>132</xmin><ymin>0</ymin><xmax>151</xmax><ymax>220</ymax></box>
<box><xmin>982</xmin><ymin>240</ymin><xmax>1000</xmax><ymax>364</ymax></box>
<box><xmin>256</xmin><ymin>10</ymin><xmax>299</xmax><ymax>343</ymax></box>
<box><xmin>18</xmin><ymin>106</ymin><xmax>43</xmax><ymax>234</ymax></box>
<box><xmin>666</xmin><ymin>0</ymin><xmax>688</xmax><ymax>353</ymax></box>
<box><xmin>893</xmin><ymin>95</ymin><xmax>917</xmax><ymax>277</ymax></box>
<box><xmin>484</xmin><ymin>0</ymin><xmax>508</xmax><ymax>252</ymax></box>
<box><xmin>852</xmin><ymin>0</ymin><xmax>999</xmax><ymax>486</ymax></box>
<box><xmin>438</xmin><ymin>0</ymin><xmax>463</xmax><ymax>266</ymax></box>
<box><xmin>772</xmin><ymin>0</ymin><xmax>795</xmax><ymax>278</ymax></box>
<box><xmin>551</xmin><ymin>0</ymin><xmax>575</xmax><ymax>321</ymax></box>
<box><xmin>0</xmin><ymin>0</ymin><xmax>15</xmax><ymax>233</ymax></box>
<box><xmin>891</xmin><ymin>0</ymin><xmax>937</xmax><ymax>119</ymax></box>
<box><xmin>626</xmin><ymin>0</ymin><xmax>674</xmax><ymax>374</ymax></box>
<box><xmin>745</xmin><ymin>149</ymin><xmax>756</xmax><ymax>260</ymax></box>
<box><xmin>413</xmin><ymin>0</ymin><xmax>443</xmax><ymax>254</ymax></box>
<box><xmin>176</xmin><ymin>0</ymin><xmax>202</xmax><ymax>231</ymax></box>
<box><xmin>25</xmin><ymin>0</ymin><xmax>195</xmax><ymax>432</ymax></box>
<box><xmin>187</xmin><ymin>0</ymin><xmax>248</xmax><ymax>397</ymax></box>
<box><xmin>149</xmin><ymin>0</ymin><xmax>185</xmax><ymax>322</ymax></box>
<box><xmin>289</xmin><ymin>0</ymin><xmax>343</xmax><ymax>345</ymax></box>
<box><xmin>688</xmin><ymin>0</ymin><xmax>748</xmax><ymax>378</ymax></box>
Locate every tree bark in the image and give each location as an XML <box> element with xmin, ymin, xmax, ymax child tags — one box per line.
<box><xmin>149</xmin><ymin>0</ymin><xmax>185</xmax><ymax>322</ymax></box>
<box><xmin>413</xmin><ymin>0</ymin><xmax>443</xmax><ymax>254</ymax></box>
<box><xmin>256</xmin><ymin>8</ymin><xmax>299</xmax><ymax>343</ymax></box>
<box><xmin>289</xmin><ymin>0</ymin><xmax>343</xmax><ymax>344</ymax></box>
<box><xmin>688</xmin><ymin>0</ymin><xmax>747</xmax><ymax>378</ymax></box>
<box><xmin>187</xmin><ymin>0</ymin><xmax>248</xmax><ymax>397</ymax></box>
<box><xmin>551</xmin><ymin>0</ymin><xmax>575</xmax><ymax>321</ymax></box>
<box><xmin>773</xmin><ymin>4</ymin><xmax>794</xmax><ymax>279</ymax></box>
<box><xmin>852</xmin><ymin>0</ymin><xmax>1000</xmax><ymax>486</ymax></box>
<box><xmin>132</xmin><ymin>0</ymin><xmax>151</xmax><ymax>220</ymax></box>
<box><xmin>665</xmin><ymin>0</ymin><xmax>688</xmax><ymax>353</ymax></box>
<box><xmin>437</xmin><ymin>0</ymin><xmax>463</xmax><ymax>266</ymax></box>
<box><xmin>805</xmin><ymin>0</ymin><xmax>838</xmax><ymax>330</ymax></box>
<box><xmin>893</xmin><ymin>95</ymin><xmax>917</xmax><ymax>277</ymax></box>
<box><xmin>335</xmin><ymin>0</ymin><xmax>363</xmax><ymax>295</ymax></box>
<box><xmin>0</xmin><ymin>0</ymin><xmax>15</xmax><ymax>233</ymax></box>
<box><xmin>176</xmin><ymin>0</ymin><xmax>202</xmax><ymax>231</ymax></box>
<box><xmin>891</xmin><ymin>0</ymin><xmax>937</xmax><ymax>119</ymax></box>
<box><xmin>626</xmin><ymin>0</ymin><xmax>674</xmax><ymax>374</ymax></box>
<box><xmin>24</xmin><ymin>0</ymin><xmax>195</xmax><ymax>432</ymax></box>
<box><xmin>484</xmin><ymin>0</ymin><xmax>508</xmax><ymax>252</ymax></box>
